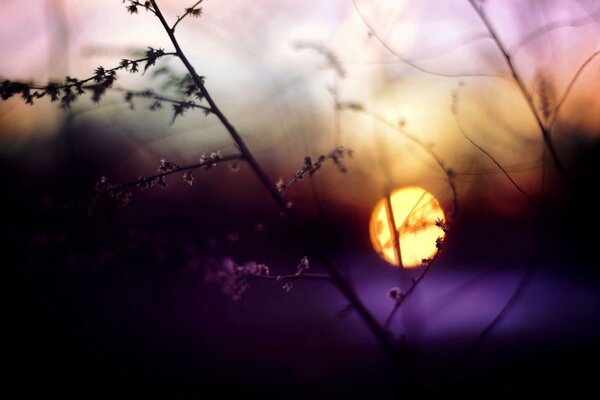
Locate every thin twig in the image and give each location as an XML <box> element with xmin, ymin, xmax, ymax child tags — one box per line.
<box><xmin>355</xmin><ymin>111</ymin><xmax>459</xmax><ymax>222</ymax></box>
<box><xmin>346</xmin><ymin>109</ymin><xmax>457</xmax><ymax>329</ymax></box>
<box><xmin>1</xmin><ymin>52</ymin><xmax>176</xmax><ymax>91</ymax></box>
<box><xmin>252</xmin><ymin>273</ymin><xmax>333</xmax><ymax>282</ymax></box>
<box><xmin>509</xmin><ymin>7</ymin><xmax>600</xmax><ymax>55</ymax></box>
<box><xmin>454</xmin><ymin>114</ymin><xmax>542</xmax><ymax>209</ymax></box>
<box><xmin>106</xmin><ymin>154</ymin><xmax>243</xmax><ymax>192</ymax></box>
<box><xmin>454</xmin><ymin>163</ymin><xmax>545</xmax><ymax>177</ymax></box>
<box><xmin>172</xmin><ymin>0</ymin><xmax>205</xmax><ymax>32</ymax></box>
<box><xmin>382</xmin><ymin>190</ymin><xmax>437</xmax><ymax>328</ymax></box>
<box><xmin>351</xmin><ymin>0</ymin><xmax>503</xmax><ymax>79</ymax></box>
<box><xmin>115</xmin><ymin>87</ymin><xmax>213</xmax><ymax>114</ymax></box>
<box><xmin>128</xmin><ymin>1</ymin><xmax>157</xmax><ymax>15</ymax></box>
<box><xmin>384</xmin><ymin>261</ymin><xmax>434</xmax><ymax>330</ymax></box>
<box><xmin>548</xmin><ymin>50</ymin><xmax>600</xmax><ymax>131</ymax></box>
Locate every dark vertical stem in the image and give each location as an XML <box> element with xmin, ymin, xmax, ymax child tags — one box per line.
<box><xmin>384</xmin><ymin>193</ymin><xmax>403</xmax><ymax>269</ymax></box>
<box><xmin>149</xmin><ymin>0</ymin><xmax>399</xmax><ymax>360</ymax></box>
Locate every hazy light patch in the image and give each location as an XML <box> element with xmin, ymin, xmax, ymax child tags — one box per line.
<box><xmin>1</xmin><ymin>0</ymin><xmax>598</xmax><ymax>180</ymax></box>
<box><xmin>355</xmin><ymin>262</ymin><xmax>600</xmax><ymax>347</ymax></box>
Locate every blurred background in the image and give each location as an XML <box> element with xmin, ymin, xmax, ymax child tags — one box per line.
<box><xmin>1</xmin><ymin>0</ymin><xmax>599</xmax><ymax>398</ymax></box>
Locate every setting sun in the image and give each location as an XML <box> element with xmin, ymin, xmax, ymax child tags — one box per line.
<box><xmin>369</xmin><ymin>186</ymin><xmax>445</xmax><ymax>267</ymax></box>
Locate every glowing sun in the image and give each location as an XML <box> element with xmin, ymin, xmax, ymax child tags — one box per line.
<box><xmin>369</xmin><ymin>186</ymin><xmax>445</xmax><ymax>268</ymax></box>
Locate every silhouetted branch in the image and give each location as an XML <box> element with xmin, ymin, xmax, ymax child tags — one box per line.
<box><xmin>149</xmin><ymin>0</ymin><xmax>402</xmax><ymax>361</ymax></box>
<box><xmin>344</xmin><ymin>109</ymin><xmax>456</xmax><ymax>330</ymax></box>
<box><xmin>461</xmin><ymin>132</ymin><xmax>541</xmax><ymax>208</ymax></box>
<box><xmin>275</xmin><ymin>147</ymin><xmax>353</xmax><ymax>194</ymax></box>
<box><xmin>549</xmin><ymin>50</ymin><xmax>600</xmax><ymax>130</ymax></box>
<box><xmin>172</xmin><ymin>0</ymin><xmax>205</xmax><ymax>32</ymax></box>
<box><xmin>206</xmin><ymin>257</ymin><xmax>332</xmax><ymax>300</ymax></box>
<box><xmin>124</xmin><ymin>1</ymin><xmax>157</xmax><ymax>15</ymax></box>
<box><xmin>91</xmin><ymin>152</ymin><xmax>242</xmax><ymax>209</ymax></box>
<box><xmin>452</xmin><ymin>102</ymin><xmax>542</xmax><ymax>209</ymax></box>
<box><xmin>467</xmin><ymin>0</ymin><xmax>575</xmax><ymax>193</ymax></box>
<box><xmin>104</xmin><ymin>153</ymin><xmax>241</xmax><ymax>192</ymax></box>
<box><xmin>256</xmin><ymin>273</ymin><xmax>332</xmax><ymax>282</ymax></box>
<box><xmin>1</xmin><ymin>49</ymin><xmax>176</xmax><ymax>106</ymax></box>
<box><xmin>116</xmin><ymin>87</ymin><xmax>213</xmax><ymax>116</ymax></box>
<box><xmin>384</xmin><ymin>194</ymin><xmax>403</xmax><ymax>269</ymax></box>
<box><xmin>384</xmin><ymin>260</ymin><xmax>435</xmax><ymax>330</ymax></box>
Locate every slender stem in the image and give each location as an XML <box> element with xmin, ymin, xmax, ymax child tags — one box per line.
<box><xmin>467</xmin><ymin>0</ymin><xmax>574</xmax><ymax>194</ymax></box>
<box><xmin>382</xmin><ymin>190</ymin><xmax>435</xmax><ymax>328</ymax></box>
<box><xmin>108</xmin><ymin>154</ymin><xmax>243</xmax><ymax>192</ymax></box>
<box><xmin>172</xmin><ymin>0</ymin><xmax>205</xmax><ymax>32</ymax></box>
<box><xmin>149</xmin><ymin>0</ymin><xmax>400</xmax><ymax>360</ymax></box>
<box><xmin>384</xmin><ymin>261</ymin><xmax>434</xmax><ymax>330</ymax></box>
<box><xmin>115</xmin><ymin>87</ymin><xmax>213</xmax><ymax>114</ymax></box>
<box><xmin>384</xmin><ymin>193</ymin><xmax>403</xmax><ymax>269</ymax></box>
<box><xmin>253</xmin><ymin>273</ymin><xmax>333</xmax><ymax>282</ymax></box>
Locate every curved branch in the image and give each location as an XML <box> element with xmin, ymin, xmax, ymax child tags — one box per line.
<box><xmin>351</xmin><ymin>0</ymin><xmax>503</xmax><ymax>79</ymax></box>
<box><xmin>454</xmin><ymin>117</ymin><xmax>542</xmax><ymax>209</ymax></box>
<box><xmin>549</xmin><ymin>50</ymin><xmax>600</xmax><ymax>131</ymax></box>
<box><xmin>405</xmin><ymin>32</ymin><xmax>491</xmax><ymax>62</ymax></box>
<box><xmin>466</xmin><ymin>0</ymin><xmax>574</xmax><ymax>193</ymax></box>
<box><xmin>356</xmin><ymin>111</ymin><xmax>459</xmax><ymax>221</ymax></box>
<box><xmin>509</xmin><ymin>7</ymin><xmax>600</xmax><ymax>55</ymax></box>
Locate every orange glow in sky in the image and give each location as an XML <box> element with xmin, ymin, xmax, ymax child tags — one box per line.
<box><xmin>1</xmin><ymin>1</ymin><xmax>598</xmax><ymax>214</ymax></box>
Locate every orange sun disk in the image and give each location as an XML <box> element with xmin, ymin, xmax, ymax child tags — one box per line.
<box><xmin>369</xmin><ymin>186</ymin><xmax>445</xmax><ymax>267</ymax></box>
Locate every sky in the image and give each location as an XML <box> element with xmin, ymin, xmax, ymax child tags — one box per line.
<box><xmin>1</xmin><ymin>1</ymin><xmax>598</xmax><ymax>215</ymax></box>
<box><xmin>2</xmin><ymin>2</ymin><xmax>599</xmax><ymax>396</ymax></box>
